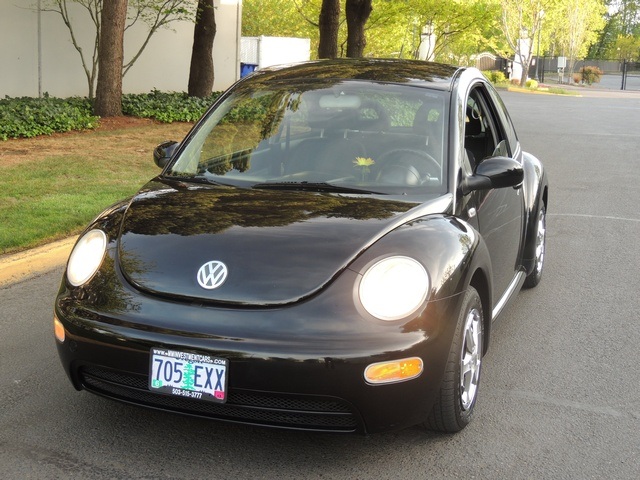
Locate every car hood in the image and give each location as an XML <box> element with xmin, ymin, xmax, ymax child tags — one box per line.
<box><xmin>117</xmin><ymin>179</ymin><xmax>452</xmax><ymax>305</ymax></box>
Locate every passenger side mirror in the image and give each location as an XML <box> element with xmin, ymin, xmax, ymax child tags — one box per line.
<box><xmin>460</xmin><ymin>156</ymin><xmax>523</xmax><ymax>195</ymax></box>
<box><xmin>153</xmin><ymin>141</ymin><xmax>180</xmax><ymax>169</ymax></box>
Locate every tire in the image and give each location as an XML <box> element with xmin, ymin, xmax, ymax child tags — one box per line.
<box><xmin>424</xmin><ymin>286</ymin><xmax>484</xmax><ymax>433</ymax></box>
<box><xmin>524</xmin><ymin>206</ymin><xmax>546</xmax><ymax>288</ymax></box>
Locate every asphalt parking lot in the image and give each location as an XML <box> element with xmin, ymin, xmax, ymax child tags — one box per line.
<box><xmin>1</xmin><ymin>90</ymin><xmax>639</xmax><ymax>479</ymax></box>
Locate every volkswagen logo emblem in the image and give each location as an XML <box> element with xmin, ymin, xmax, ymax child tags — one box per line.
<box><xmin>197</xmin><ymin>261</ymin><xmax>228</xmax><ymax>290</ymax></box>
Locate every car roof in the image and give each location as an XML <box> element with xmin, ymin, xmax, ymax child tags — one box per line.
<box><xmin>247</xmin><ymin>58</ymin><xmax>463</xmax><ymax>91</ymax></box>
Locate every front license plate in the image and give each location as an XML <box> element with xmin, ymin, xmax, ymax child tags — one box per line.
<box><xmin>149</xmin><ymin>348</ymin><xmax>228</xmax><ymax>403</ymax></box>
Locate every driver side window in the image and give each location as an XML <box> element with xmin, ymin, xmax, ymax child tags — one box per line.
<box><xmin>464</xmin><ymin>88</ymin><xmax>501</xmax><ymax>170</ymax></box>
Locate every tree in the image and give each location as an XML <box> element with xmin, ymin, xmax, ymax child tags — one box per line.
<box><xmin>612</xmin><ymin>33</ymin><xmax>640</xmax><ymax>59</ymax></box>
<box><xmin>318</xmin><ymin>0</ymin><xmax>340</xmax><ymax>58</ymax></box>
<box><xmin>43</xmin><ymin>0</ymin><xmax>195</xmax><ymax>99</ymax></box>
<box><xmin>499</xmin><ymin>0</ymin><xmax>549</xmax><ymax>85</ymax></box>
<box><xmin>188</xmin><ymin>0</ymin><xmax>216</xmax><ymax>97</ymax></box>
<box><xmin>369</xmin><ymin>0</ymin><xmax>502</xmax><ymax>63</ymax></box>
<box><xmin>122</xmin><ymin>1</ymin><xmax>195</xmax><ymax>78</ymax></box>
<box><xmin>554</xmin><ymin>0</ymin><xmax>606</xmax><ymax>77</ymax></box>
<box><xmin>345</xmin><ymin>0</ymin><xmax>373</xmax><ymax>57</ymax></box>
<box><xmin>497</xmin><ymin>0</ymin><xmax>608</xmax><ymax>82</ymax></box>
<box><xmin>240</xmin><ymin>0</ymin><xmax>548</xmax><ymax>64</ymax></box>
<box><xmin>243</xmin><ymin>0</ymin><xmax>317</xmax><ymax>37</ymax></box>
<box><xmin>588</xmin><ymin>8</ymin><xmax>622</xmax><ymax>58</ymax></box>
<box><xmin>590</xmin><ymin>1</ymin><xmax>640</xmax><ymax>58</ymax></box>
<box><xmin>612</xmin><ymin>0</ymin><xmax>640</xmax><ymax>34</ymax></box>
<box><xmin>95</xmin><ymin>0</ymin><xmax>127</xmax><ymax>116</ymax></box>
<box><xmin>43</xmin><ymin>1</ymin><xmax>101</xmax><ymax>100</ymax></box>
<box><xmin>243</xmin><ymin>0</ymin><xmax>321</xmax><ymax>54</ymax></box>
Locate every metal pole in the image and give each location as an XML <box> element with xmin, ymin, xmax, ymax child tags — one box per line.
<box><xmin>38</xmin><ymin>0</ymin><xmax>42</xmax><ymax>97</ymax></box>
<box><xmin>535</xmin><ymin>30</ymin><xmax>541</xmax><ymax>81</ymax></box>
<box><xmin>535</xmin><ymin>11</ymin><xmax>544</xmax><ymax>82</ymax></box>
<box><xmin>235</xmin><ymin>0</ymin><xmax>242</xmax><ymax>82</ymax></box>
<box><xmin>621</xmin><ymin>60</ymin><xmax>627</xmax><ymax>91</ymax></box>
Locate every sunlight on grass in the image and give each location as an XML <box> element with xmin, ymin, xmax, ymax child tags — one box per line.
<box><xmin>0</xmin><ymin>159</ymin><xmax>155</xmax><ymax>252</ymax></box>
<box><xmin>0</xmin><ymin>121</ymin><xmax>192</xmax><ymax>254</ymax></box>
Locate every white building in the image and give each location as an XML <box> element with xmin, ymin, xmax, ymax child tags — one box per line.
<box><xmin>240</xmin><ymin>36</ymin><xmax>310</xmax><ymax>72</ymax></box>
<box><xmin>0</xmin><ymin>0</ymin><xmax>242</xmax><ymax>98</ymax></box>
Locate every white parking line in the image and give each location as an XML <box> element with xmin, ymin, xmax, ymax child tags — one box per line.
<box><xmin>549</xmin><ymin>213</ymin><xmax>640</xmax><ymax>223</ymax></box>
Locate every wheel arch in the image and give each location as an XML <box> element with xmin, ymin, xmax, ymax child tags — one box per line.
<box><xmin>522</xmin><ymin>152</ymin><xmax>549</xmax><ymax>274</ymax></box>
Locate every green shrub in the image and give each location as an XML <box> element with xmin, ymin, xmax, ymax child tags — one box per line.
<box><xmin>525</xmin><ymin>79</ymin><xmax>539</xmax><ymax>89</ymax></box>
<box><xmin>1</xmin><ymin>89</ymin><xmax>318</xmax><ymax>141</ymax></box>
<box><xmin>122</xmin><ymin>89</ymin><xmax>222</xmax><ymax>123</ymax></box>
<box><xmin>0</xmin><ymin>95</ymin><xmax>98</xmax><ymax>140</ymax></box>
<box><xmin>482</xmin><ymin>70</ymin><xmax>507</xmax><ymax>84</ymax></box>
<box><xmin>579</xmin><ymin>66</ymin><xmax>603</xmax><ymax>85</ymax></box>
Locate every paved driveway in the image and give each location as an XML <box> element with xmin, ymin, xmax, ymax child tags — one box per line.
<box><xmin>1</xmin><ymin>90</ymin><xmax>639</xmax><ymax>479</ymax></box>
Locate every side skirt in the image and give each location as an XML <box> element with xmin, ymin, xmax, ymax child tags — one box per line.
<box><xmin>491</xmin><ymin>270</ymin><xmax>526</xmax><ymax>321</ymax></box>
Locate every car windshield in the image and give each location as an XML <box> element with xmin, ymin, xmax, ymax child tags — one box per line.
<box><xmin>166</xmin><ymin>80</ymin><xmax>448</xmax><ymax>195</ymax></box>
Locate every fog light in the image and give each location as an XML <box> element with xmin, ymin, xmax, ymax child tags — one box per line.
<box><xmin>54</xmin><ymin>315</ymin><xmax>65</xmax><ymax>343</ymax></box>
<box><xmin>364</xmin><ymin>357</ymin><xmax>423</xmax><ymax>385</ymax></box>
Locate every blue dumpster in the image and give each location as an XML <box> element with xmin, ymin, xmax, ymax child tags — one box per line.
<box><xmin>240</xmin><ymin>63</ymin><xmax>258</xmax><ymax>78</ymax></box>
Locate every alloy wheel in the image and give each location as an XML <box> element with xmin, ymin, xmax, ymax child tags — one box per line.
<box><xmin>460</xmin><ymin>307</ymin><xmax>482</xmax><ymax>411</ymax></box>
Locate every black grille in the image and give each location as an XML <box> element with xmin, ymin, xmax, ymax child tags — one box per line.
<box><xmin>80</xmin><ymin>366</ymin><xmax>359</xmax><ymax>432</ymax></box>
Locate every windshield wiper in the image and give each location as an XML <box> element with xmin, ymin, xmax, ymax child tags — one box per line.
<box><xmin>177</xmin><ymin>175</ymin><xmax>239</xmax><ymax>187</ymax></box>
<box><xmin>252</xmin><ymin>181</ymin><xmax>384</xmax><ymax>195</ymax></box>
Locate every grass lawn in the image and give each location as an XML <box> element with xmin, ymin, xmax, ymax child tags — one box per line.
<box><xmin>0</xmin><ymin>118</ymin><xmax>193</xmax><ymax>255</ymax></box>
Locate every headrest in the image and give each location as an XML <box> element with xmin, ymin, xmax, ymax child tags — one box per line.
<box><xmin>356</xmin><ymin>100</ymin><xmax>390</xmax><ymax>131</ymax></box>
<box><xmin>413</xmin><ymin>100</ymin><xmax>443</xmax><ymax>135</ymax></box>
<box><xmin>465</xmin><ymin>106</ymin><xmax>483</xmax><ymax>136</ymax></box>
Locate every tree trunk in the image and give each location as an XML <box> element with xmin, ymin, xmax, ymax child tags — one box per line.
<box><xmin>345</xmin><ymin>0</ymin><xmax>372</xmax><ymax>58</ymax></box>
<box><xmin>188</xmin><ymin>0</ymin><xmax>216</xmax><ymax>98</ymax></box>
<box><xmin>94</xmin><ymin>0</ymin><xmax>127</xmax><ymax>117</ymax></box>
<box><xmin>318</xmin><ymin>0</ymin><xmax>340</xmax><ymax>59</ymax></box>
<box><xmin>520</xmin><ymin>55</ymin><xmax>530</xmax><ymax>86</ymax></box>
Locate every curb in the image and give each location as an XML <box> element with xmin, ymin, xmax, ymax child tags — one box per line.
<box><xmin>506</xmin><ymin>86</ymin><xmax>562</xmax><ymax>96</ymax></box>
<box><xmin>0</xmin><ymin>237</ymin><xmax>76</xmax><ymax>288</ymax></box>
<box><xmin>505</xmin><ymin>84</ymin><xmax>640</xmax><ymax>99</ymax></box>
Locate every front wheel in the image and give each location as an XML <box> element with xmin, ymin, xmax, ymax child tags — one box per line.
<box><xmin>424</xmin><ymin>286</ymin><xmax>484</xmax><ymax>433</ymax></box>
<box><xmin>524</xmin><ymin>206</ymin><xmax>546</xmax><ymax>288</ymax></box>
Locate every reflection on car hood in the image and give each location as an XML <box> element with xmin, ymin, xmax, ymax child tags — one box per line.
<box><xmin>117</xmin><ymin>179</ymin><xmax>452</xmax><ymax>305</ymax></box>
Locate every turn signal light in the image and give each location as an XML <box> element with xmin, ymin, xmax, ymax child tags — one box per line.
<box><xmin>54</xmin><ymin>315</ymin><xmax>65</xmax><ymax>343</ymax></box>
<box><xmin>364</xmin><ymin>357</ymin><xmax>423</xmax><ymax>384</ymax></box>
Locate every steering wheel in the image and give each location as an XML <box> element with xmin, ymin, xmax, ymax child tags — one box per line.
<box><xmin>377</xmin><ymin>148</ymin><xmax>441</xmax><ymax>183</ymax></box>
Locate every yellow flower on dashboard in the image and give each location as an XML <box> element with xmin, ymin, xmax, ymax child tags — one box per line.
<box><xmin>353</xmin><ymin>157</ymin><xmax>375</xmax><ymax>168</ymax></box>
<box><xmin>353</xmin><ymin>157</ymin><xmax>375</xmax><ymax>181</ymax></box>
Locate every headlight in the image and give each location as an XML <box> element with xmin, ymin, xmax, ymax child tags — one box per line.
<box><xmin>66</xmin><ymin>229</ymin><xmax>107</xmax><ymax>287</ymax></box>
<box><xmin>359</xmin><ymin>256</ymin><xmax>429</xmax><ymax>321</ymax></box>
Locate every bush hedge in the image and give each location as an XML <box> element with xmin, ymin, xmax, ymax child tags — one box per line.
<box><xmin>122</xmin><ymin>89</ymin><xmax>221</xmax><ymax>123</ymax></box>
<box><xmin>482</xmin><ymin>70</ymin><xmax>507</xmax><ymax>84</ymax></box>
<box><xmin>579</xmin><ymin>66</ymin><xmax>603</xmax><ymax>85</ymax></box>
<box><xmin>0</xmin><ymin>95</ymin><xmax>98</xmax><ymax>140</ymax></box>
<box><xmin>0</xmin><ymin>90</ymin><xmax>223</xmax><ymax>141</ymax></box>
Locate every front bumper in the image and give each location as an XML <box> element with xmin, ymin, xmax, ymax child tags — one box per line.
<box><xmin>54</xmin><ymin>268</ymin><xmax>463</xmax><ymax>434</ymax></box>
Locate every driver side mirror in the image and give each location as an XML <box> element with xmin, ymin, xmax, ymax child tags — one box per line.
<box><xmin>460</xmin><ymin>156</ymin><xmax>523</xmax><ymax>195</ymax></box>
<box><xmin>153</xmin><ymin>141</ymin><xmax>180</xmax><ymax>169</ymax></box>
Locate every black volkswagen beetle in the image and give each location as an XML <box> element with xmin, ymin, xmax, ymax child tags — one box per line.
<box><xmin>54</xmin><ymin>59</ymin><xmax>548</xmax><ymax>434</ymax></box>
